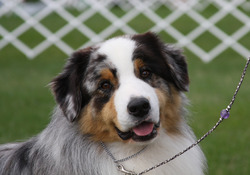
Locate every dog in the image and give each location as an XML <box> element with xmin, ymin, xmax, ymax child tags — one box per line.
<box><xmin>0</xmin><ymin>32</ymin><xmax>206</xmax><ymax>175</ymax></box>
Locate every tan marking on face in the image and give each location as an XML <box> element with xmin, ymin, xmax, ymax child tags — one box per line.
<box><xmin>134</xmin><ymin>59</ymin><xmax>145</xmax><ymax>77</ymax></box>
<box><xmin>100</xmin><ymin>69</ymin><xmax>118</xmax><ymax>87</ymax></box>
<box><xmin>155</xmin><ymin>86</ymin><xmax>182</xmax><ymax>135</ymax></box>
<box><xmin>79</xmin><ymin>95</ymin><xmax>122</xmax><ymax>142</ymax></box>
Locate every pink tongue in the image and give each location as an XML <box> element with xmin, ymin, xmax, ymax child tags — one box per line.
<box><xmin>132</xmin><ymin>122</ymin><xmax>154</xmax><ymax>136</ymax></box>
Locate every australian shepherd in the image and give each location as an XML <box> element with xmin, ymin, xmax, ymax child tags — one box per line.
<box><xmin>0</xmin><ymin>32</ymin><xmax>206</xmax><ymax>175</ymax></box>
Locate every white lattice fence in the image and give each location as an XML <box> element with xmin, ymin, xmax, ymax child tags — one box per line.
<box><xmin>0</xmin><ymin>0</ymin><xmax>250</xmax><ymax>62</ymax></box>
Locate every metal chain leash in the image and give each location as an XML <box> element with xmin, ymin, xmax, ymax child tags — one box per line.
<box><xmin>100</xmin><ymin>142</ymin><xmax>148</xmax><ymax>164</ymax></box>
<box><xmin>226</xmin><ymin>58</ymin><xmax>250</xmax><ymax>112</ymax></box>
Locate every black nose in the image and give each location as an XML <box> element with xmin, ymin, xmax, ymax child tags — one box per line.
<box><xmin>127</xmin><ymin>97</ymin><xmax>151</xmax><ymax>118</ymax></box>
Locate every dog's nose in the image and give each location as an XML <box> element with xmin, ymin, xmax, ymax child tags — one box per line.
<box><xmin>127</xmin><ymin>97</ymin><xmax>151</xmax><ymax>118</ymax></box>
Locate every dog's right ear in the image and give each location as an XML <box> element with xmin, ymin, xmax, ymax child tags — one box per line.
<box><xmin>50</xmin><ymin>48</ymin><xmax>92</xmax><ymax>122</ymax></box>
<box><xmin>163</xmin><ymin>45</ymin><xmax>189</xmax><ymax>92</ymax></box>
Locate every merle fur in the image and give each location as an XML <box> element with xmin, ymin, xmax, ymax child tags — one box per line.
<box><xmin>0</xmin><ymin>32</ymin><xmax>191</xmax><ymax>175</ymax></box>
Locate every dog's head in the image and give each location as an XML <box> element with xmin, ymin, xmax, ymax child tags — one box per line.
<box><xmin>51</xmin><ymin>32</ymin><xmax>189</xmax><ymax>143</ymax></box>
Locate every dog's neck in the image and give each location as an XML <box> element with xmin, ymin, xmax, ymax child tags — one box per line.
<box><xmin>99</xmin><ymin>128</ymin><xmax>205</xmax><ymax>175</ymax></box>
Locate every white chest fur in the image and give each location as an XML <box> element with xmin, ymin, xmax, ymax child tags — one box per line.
<box><xmin>98</xmin><ymin>129</ymin><xmax>206</xmax><ymax>175</ymax></box>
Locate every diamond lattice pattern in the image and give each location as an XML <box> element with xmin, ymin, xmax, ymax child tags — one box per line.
<box><xmin>0</xmin><ymin>0</ymin><xmax>250</xmax><ymax>62</ymax></box>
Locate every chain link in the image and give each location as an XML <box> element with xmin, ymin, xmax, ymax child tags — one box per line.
<box><xmin>100</xmin><ymin>142</ymin><xmax>147</xmax><ymax>164</ymax></box>
<box><xmin>226</xmin><ymin>58</ymin><xmax>250</xmax><ymax>111</ymax></box>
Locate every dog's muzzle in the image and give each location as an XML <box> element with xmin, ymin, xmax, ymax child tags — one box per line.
<box><xmin>116</xmin><ymin>97</ymin><xmax>160</xmax><ymax>142</ymax></box>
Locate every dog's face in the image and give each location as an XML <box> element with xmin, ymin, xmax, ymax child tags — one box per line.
<box><xmin>51</xmin><ymin>32</ymin><xmax>189</xmax><ymax>144</ymax></box>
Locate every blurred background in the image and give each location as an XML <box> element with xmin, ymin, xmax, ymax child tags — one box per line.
<box><xmin>0</xmin><ymin>0</ymin><xmax>249</xmax><ymax>174</ymax></box>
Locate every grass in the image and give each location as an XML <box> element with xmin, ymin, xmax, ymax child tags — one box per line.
<box><xmin>0</xmin><ymin>4</ymin><xmax>250</xmax><ymax>175</ymax></box>
<box><xmin>0</xmin><ymin>44</ymin><xmax>66</xmax><ymax>142</ymax></box>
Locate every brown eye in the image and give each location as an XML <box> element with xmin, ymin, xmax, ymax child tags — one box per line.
<box><xmin>140</xmin><ymin>68</ymin><xmax>152</xmax><ymax>79</ymax></box>
<box><xmin>100</xmin><ymin>81</ymin><xmax>112</xmax><ymax>91</ymax></box>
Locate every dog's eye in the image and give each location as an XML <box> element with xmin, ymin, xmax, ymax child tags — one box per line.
<box><xmin>140</xmin><ymin>68</ymin><xmax>152</xmax><ymax>79</ymax></box>
<box><xmin>99</xmin><ymin>81</ymin><xmax>113</xmax><ymax>91</ymax></box>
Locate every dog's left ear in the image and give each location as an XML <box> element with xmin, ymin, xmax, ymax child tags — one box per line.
<box><xmin>163</xmin><ymin>45</ymin><xmax>189</xmax><ymax>91</ymax></box>
<box><xmin>50</xmin><ymin>48</ymin><xmax>91</xmax><ymax>122</ymax></box>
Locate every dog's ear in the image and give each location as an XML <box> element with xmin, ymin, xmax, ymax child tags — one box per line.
<box><xmin>50</xmin><ymin>48</ymin><xmax>91</xmax><ymax>122</ymax></box>
<box><xmin>163</xmin><ymin>45</ymin><xmax>189</xmax><ymax>91</ymax></box>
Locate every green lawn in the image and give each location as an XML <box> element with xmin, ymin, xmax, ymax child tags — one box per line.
<box><xmin>0</xmin><ymin>4</ymin><xmax>250</xmax><ymax>175</ymax></box>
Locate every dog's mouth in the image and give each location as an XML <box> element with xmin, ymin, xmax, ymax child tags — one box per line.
<box><xmin>115</xmin><ymin>121</ymin><xmax>160</xmax><ymax>142</ymax></box>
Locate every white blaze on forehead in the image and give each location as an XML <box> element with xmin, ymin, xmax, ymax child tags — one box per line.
<box><xmin>97</xmin><ymin>37</ymin><xmax>159</xmax><ymax>131</ymax></box>
<box><xmin>97</xmin><ymin>37</ymin><xmax>135</xmax><ymax>76</ymax></box>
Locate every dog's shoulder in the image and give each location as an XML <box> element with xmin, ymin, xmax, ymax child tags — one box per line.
<box><xmin>0</xmin><ymin>140</ymin><xmax>36</xmax><ymax>174</ymax></box>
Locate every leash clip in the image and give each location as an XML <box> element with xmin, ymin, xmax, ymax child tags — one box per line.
<box><xmin>117</xmin><ymin>164</ymin><xmax>137</xmax><ymax>175</ymax></box>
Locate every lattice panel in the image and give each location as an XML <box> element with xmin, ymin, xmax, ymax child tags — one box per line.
<box><xmin>0</xmin><ymin>0</ymin><xmax>250</xmax><ymax>62</ymax></box>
